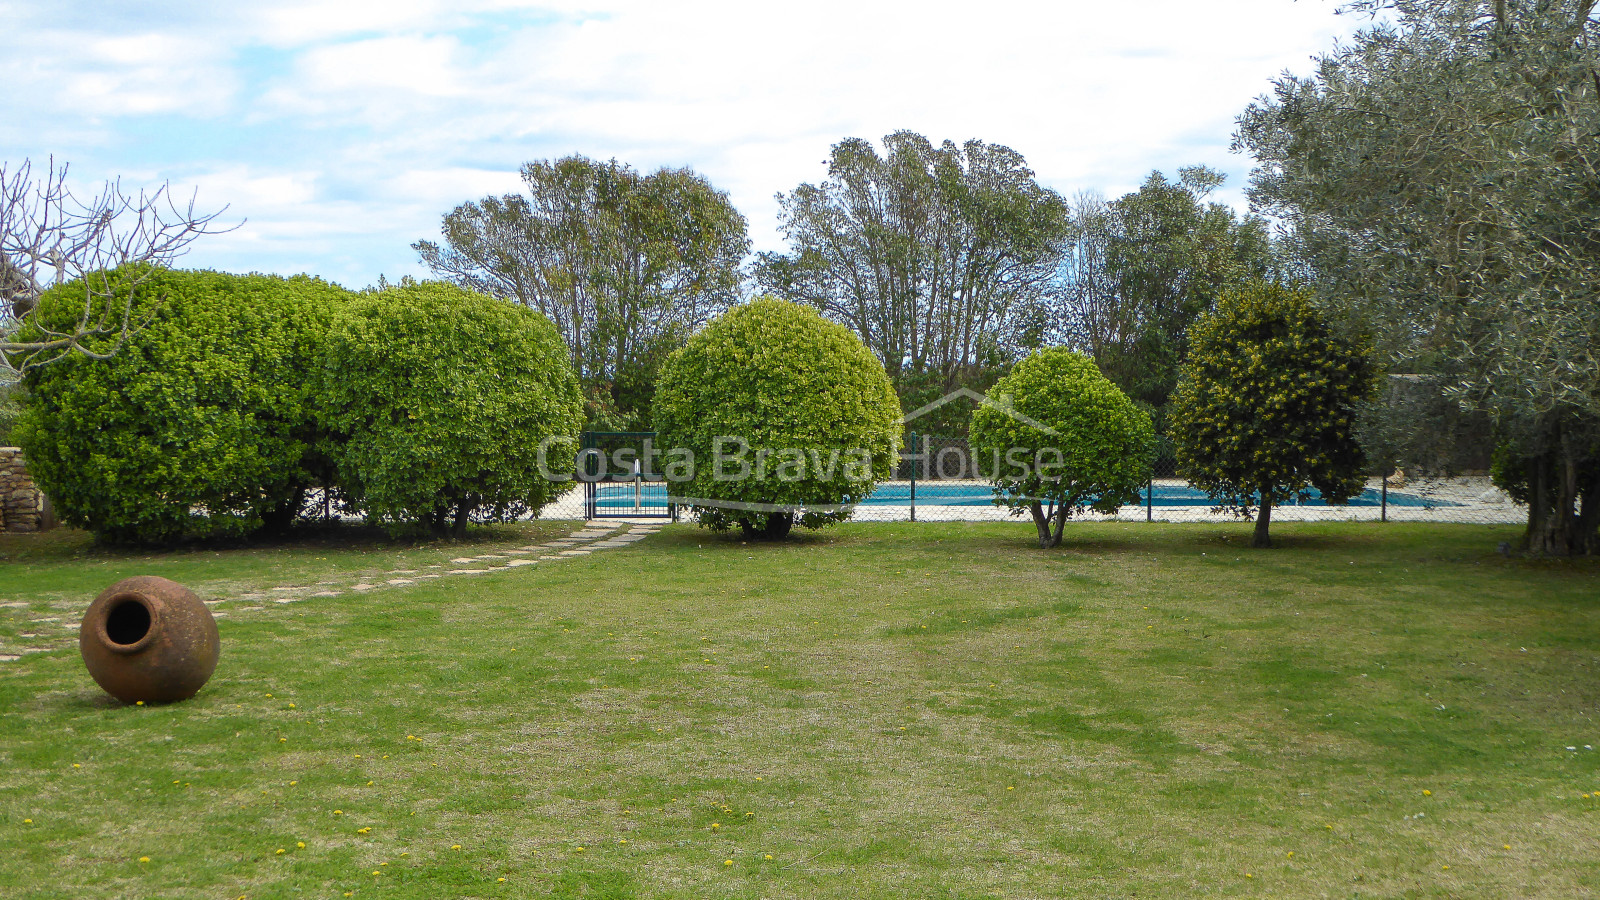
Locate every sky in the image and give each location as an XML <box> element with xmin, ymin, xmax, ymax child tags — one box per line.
<box><xmin>1</xmin><ymin>0</ymin><xmax>1373</xmax><ymax>290</ymax></box>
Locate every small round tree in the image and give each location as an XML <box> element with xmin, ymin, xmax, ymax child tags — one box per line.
<box><xmin>1168</xmin><ymin>281</ymin><xmax>1377</xmax><ymax>548</ymax></box>
<box><xmin>969</xmin><ymin>347</ymin><xmax>1154</xmax><ymax>548</ymax></box>
<box><xmin>652</xmin><ymin>297</ymin><xmax>901</xmax><ymax>539</ymax></box>
<box><xmin>316</xmin><ymin>282</ymin><xmax>583</xmax><ymax>537</ymax></box>
<box><xmin>13</xmin><ymin>267</ymin><xmax>349</xmax><ymax>544</ymax></box>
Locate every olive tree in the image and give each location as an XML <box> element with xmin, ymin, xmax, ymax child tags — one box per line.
<box><xmin>1235</xmin><ymin>0</ymin><xmax>1600</xmax><ymax>554</ymax></box>
<box><xmin>652</xmin><ymin>297</ymin><xmax>902</xmax><ymax>540</ymax></box>
<box><xmin>969</xmin><ymin>347</ymin><xmax>1154</xmax><ymax>548</ymax></box>
<box><xmin>1168</xmin><ymin>282</ymin><xmax>1378</xmax><ymax>548</ymax></box>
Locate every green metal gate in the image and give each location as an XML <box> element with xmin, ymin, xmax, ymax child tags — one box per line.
<box><xmin>579</xmin><ymin>431</ymin><xmax>675</xmax><ymax>520</ymax></box>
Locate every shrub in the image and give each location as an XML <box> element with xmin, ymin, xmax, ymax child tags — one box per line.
<box><xmin>316</xmin><ymin>282</ymin><xmax>583</xmax><ymax>536</ymax></box>
<box><xmin>652</xmin><ymin>297</ymin><xmax>901</xmax><ymax>539</ymax></box>
<box><xmin>12</xmin><ymin>267</ymin><xmax>349</xmax><ymax>544</ymax></box>
<box><xmin>1168</xmin><ymin>281</ymin><xmax>1377</xmax><ymax>548</ymax></box>
<box><xmin>968</xmin><ymin>347</ymin><xmax>1154</xmax><ymax>548</ymax></box>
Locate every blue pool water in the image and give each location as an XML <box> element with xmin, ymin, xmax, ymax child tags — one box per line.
<box><xmin>591</xmin><ymin>482</ymin><xmax>1455</xmax><ymax>509</ymax></box>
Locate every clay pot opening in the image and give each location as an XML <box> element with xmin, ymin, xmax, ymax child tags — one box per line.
<box><xmin>102</xmin><ymin>596</ymin><xmax>155</xmax><ymax>652</ymax></box>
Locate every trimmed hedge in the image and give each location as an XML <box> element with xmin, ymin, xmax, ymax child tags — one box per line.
<box><xmin>14</xmin><ymin>267</ymin><xmax>349</xmax><ymax>543</ymax></box>
<box><xmin>969</xmin><ymin>347</ymin><xmax>1154</xmax><ymax>547</ymax></box>
<box><xmin>1168</xmin><ymin>281</ymin><xmax>1376</xmax><ymax>548</ymax></box>
<box><xmin>652</xmin><ymin>297</ymin><xmax>901</xmax><ymax>538</ymax></box>
<box><xmin>316</xmin><ymin>282</ymin><xmax>583</xmax><ymax>536</ymax></box>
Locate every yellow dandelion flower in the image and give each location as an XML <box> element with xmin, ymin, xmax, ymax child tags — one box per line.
<box><xmin>1442</xmin><ymin>865</ymin><xmax>1449</xmax><ymax>870</ymax></box>
<box><xmin>451</xmin><ymin>845</ymin><xmax>461</xmax><ymax>850</ymax></box>
<box><xmin>1423</xmin><ymin>790</ymin><xmax>1431</xmax><ymax>796</ymax></box>
<box><xmin>764</xmin><ymin>854</ymin><xmax>773</xmax><ymax>860</ymax></box>
<box><xmin>139</xmin><ymin>857</ymin><xmax>150</xmax><ymax>863</ymax></box>
<box><xmin>498</xmin><ymin>877</ymin><xmax>506</xmax><ymax>883</ymax></box>
<box><xmin>297</xmin><ymin>842</ymin><xmax>305</xmax><ymax>849</ymax></box>
<box><xmin>575</xmin><ymin>847</ymin><xmax>584</xmax><ymax>852</ymax></box>
<box><xmin>276</xmin><ymin>848</ymin><xmax>285</xmax><ymax>855</ymax></box>
<box><xmin>288</xmin><ymin>703</ymin><xmax>296</xmax><ymax>709</ymax></box>
<box><xmin>72</xmin><ymin>764</ymin><xmax>81</xmax><ymax>769</ymax></box>
<box><xmin>136</xmin><ymin>701</ymin><xmax>144</xmax><ymax>706</ymax></box>
<box><xmin>724</xmin><ymin>859</ymin><xmax>733</xmax><ymax>866</ymax></box>
<box><xmin>279</xmin><ymin>738</ymin><xmax>287</xmax><ymax>743</ymax></box>
<box><xmin>710</xmin><ymin>823</ymin><xmax>720</xmax><ymax>829</ymax></box>
<box><xmin>23</xmin><ymin>819</ymin><xmax>31</xmax><ymax>824</ymax></box>
<box><xmin>1244</xmin><ymin>873</ymin><xmax>1252</xmax><ymax>878</ymax></box>
<box><xmin>333</xmin><ymin>810</ymin><xmax>343</xmax><ymax>815</ymax></box>
<box><xmin>289</xmin><ymin>781</ymin><xmax>297</xmax><ymax>786</ymax></box>
<box><xmin>619</xmin><ymin>839</ymin><xmax>627</xmax><ymax>844</ymax></box>
<box><xmin>1503</xmin><ymin>844</ymin><xmax>1511</xmax><ymax>850</ymax></box>
<box><xmin>1287</xmin><ymin>851</ymin><xmax>1294</xmax><ymax>858</ymax></box>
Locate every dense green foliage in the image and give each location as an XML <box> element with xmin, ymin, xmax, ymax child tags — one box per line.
<box><xmin>968</xmin><ymin>347</ymin><xmax>1153</xmax><ymax>547</ymax></box>
<box><xmin>316</xmin><ymin>282</ymin><xmax>583</xmax><ymax>537</ymax></box>
<box><xmin>653</xmin><ymin>297</ymin><xmax>901</xmax><ymax>538</ymax></box>
<box><xmin>11</xmin><ymin>267</ymin><xmax>349</xmax><ymax>544</ymax></box>
<box><xmin>755</xmin><ymin>131</ymin><xmax>1069</xmax><ymax>382</ymax></box>
<box><xmin>1235</xmin><ymin>0</ymin><xmax>1600</xmax><ymax>553</ymax></box>
<box><xmin>1169</xmin><ymin>282</ymin><xmax>1377</xmax><ymax>547</ymax></box>
<box><xmin>415</xmin><ymin>156</ymin><xmax>749</xmax><ymax>430</ymax></box>
<box><xmin>1054</xmin><ymin>168</ymin><xmax>1275</xmax><ymax>414</ymax></box>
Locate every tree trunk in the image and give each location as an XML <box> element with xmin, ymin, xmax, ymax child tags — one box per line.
<box><xmin>451</xmin><ymin>501</ymin><xmax>470</xmax><ymax>539</ymax></box>
<box><xmin>1523</xmin><ymin>446</ymin><xmax>1585</xmax><ymax>556</ymax></box>
<box><xmin>1047</xmin><ymin>503</ymin><xmax>1069</xmax><ymax>548</ymax></box>
<box><xmin>1028</xmin><ymin>501</ymin><xmax>1052</xmax><ymax>548</ymax></box>
<box><xmin>1252</xmin><ymin>495</ymin><xmax>1274</xmax><ymax>548</ymax></box>
<box><xmin>762</xmin><ymin>512</ymin><xmax>794</xmax><ymax>540</ymax></box>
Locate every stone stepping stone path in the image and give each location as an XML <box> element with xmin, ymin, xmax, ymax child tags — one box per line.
<box><xmin>0</xmin><ymin>519</ymin><xmax>667</xmax><ymax>662</ymax></box>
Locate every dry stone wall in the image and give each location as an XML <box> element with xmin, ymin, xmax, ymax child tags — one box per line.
<box><xmin>0</xmin><ymin>448</ymin><xmax>45</xmax><ymax>532</ymax></box>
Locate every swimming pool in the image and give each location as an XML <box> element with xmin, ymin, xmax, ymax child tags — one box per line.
<box><xmin>589</xmin><ymin>481</ymin><xmax>1456</xmax><ymax>509</ymax></box>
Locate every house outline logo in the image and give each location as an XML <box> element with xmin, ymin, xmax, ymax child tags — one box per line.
<box><xmin>898</xmin><ymin>387</ymin><xmax>1062</xmax><ymax>438</ymax></box>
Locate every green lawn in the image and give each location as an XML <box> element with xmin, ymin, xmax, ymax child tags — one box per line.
<box><xmin>1</xmin><ymin>521</ymin><xmax>1597</xmax><ymax>898</ymax></box>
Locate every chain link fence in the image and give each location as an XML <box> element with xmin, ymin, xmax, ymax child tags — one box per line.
<box><xmin>540</xmin><ymin>429</ymin><xmax>1525</xmax><ymax>525</ymax></box>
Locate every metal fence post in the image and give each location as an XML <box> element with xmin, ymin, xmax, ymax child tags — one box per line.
<box><xmin>909</xmin><ymin>431</ymin><xmax>917</xmax><ymax>523</ymax></box>
<box><xmin>1147</xmin><ymin>477</ymin><xmax>1153</xmax><ymax>522</ymax></box>
<box><xmin>1381</xmin><ymin>471</ymin><xmax>1388</xmax><ymax>523</ymax></box>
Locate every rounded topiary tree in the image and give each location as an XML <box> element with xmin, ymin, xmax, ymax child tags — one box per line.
<box><xmin>13</xmin><ymin>267</ymin><xmax>350</xmax><ymax>544</ymax></box>
<box><xmin>317</xmin><ymin>282</ymin><xmax>583</xmax><ymax>537</ymax></box>
<box><xmin>968</xmin><ymin>347</ymin><xmax>1154</xmax><ymax>548</ymax></box>
<box><xmin>652</xmin><ymin>297</ymin><xmax>901</xmax><ymax>539</ymax></box>
<box><xmin>1168</xmin><ymin>281</ymin><xmax>1377</xmax><ymax>548</ymax></box>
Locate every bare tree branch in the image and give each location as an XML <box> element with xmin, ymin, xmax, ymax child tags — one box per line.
<box><xmin>1</xmin><ymin>157</ymin><xmax>239</xmax><ymax>374</ymax></box>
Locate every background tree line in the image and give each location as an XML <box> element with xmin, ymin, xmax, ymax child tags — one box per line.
<box><xmin>417</xmin><ymin>141</ymin><xmax>1275</xmax><ymax>441</ymax></box>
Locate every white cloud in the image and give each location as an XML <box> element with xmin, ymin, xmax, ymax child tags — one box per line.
<box><xmin>4</xmin><ymin>0</ymin><xmax>1368</xmax><ymax>283</ymax></box>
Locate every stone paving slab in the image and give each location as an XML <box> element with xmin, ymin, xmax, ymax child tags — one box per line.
<box><xmin>0</xmin><ymin>521</ymin><xmax>663</xmax><ymax>662</ymax></box>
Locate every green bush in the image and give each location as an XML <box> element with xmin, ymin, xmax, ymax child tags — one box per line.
<box><xmin>1168</xmin><ymin>281</ymin><xmax>1377</xmax><ymax>548</ymax></box>
<box><xmin>317</xmin><ymin>282</ymin><xmax>583</xmax><ymax>536</ymax></box>
<box><xmin>968</xmin><ymin>347</ymin><xmax>1154</xmax><ymax>548</ymax></box>
<box><xmin>12</xmin><ymin>267</ymin><xmax>349</xmax><ymax>544</ymax></box>
<box><xmin>652</xmin><ymin>297</ymin><xmax>901</xmax><ymax>538</ymax></box>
